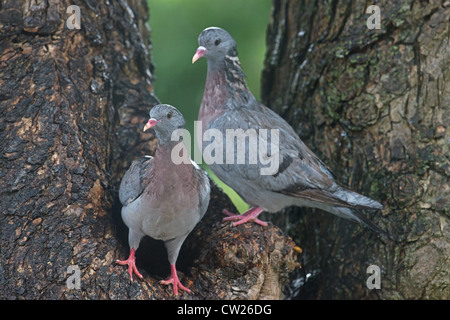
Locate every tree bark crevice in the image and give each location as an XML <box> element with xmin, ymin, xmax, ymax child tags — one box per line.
<box><xmin>262</xmin><ymin>0</ymin><xmax>449</xmax><ymax>299</ymax></box>
<box><xmin>0</xmin><ymin>0</ymin><xmax>299</xmax><ymax>300</ymax></box>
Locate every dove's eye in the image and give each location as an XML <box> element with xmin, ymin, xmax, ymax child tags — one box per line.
<box><xmin>167</xmin><ymin>112</ymin><xmax>173</xmax><ymax>119</ymax></box>
<box><xmin>214</xmin><ymin>39</ymin><xmax>221</xmax><ymax>46</ymax></box>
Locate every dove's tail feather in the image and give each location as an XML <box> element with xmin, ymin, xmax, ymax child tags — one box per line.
<box><xmin>325</xmin><ymin>187</ymin><xmax>387</xmax><ymax>235</ymax></box>
<box><xmin>327</xmin><ymin>206</ymin><xmax>388</xmax><ymax>236</ymax></box>
<box><xmin>331</xmin><ymin>187</ymin><xmax>383</xmax><ymax>210</ymax></box>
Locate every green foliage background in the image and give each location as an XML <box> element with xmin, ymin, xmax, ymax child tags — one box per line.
<box><xmin>148</xmin><ymin>0</ymin><xmax>272</xmax><ymax>213</ymax></box>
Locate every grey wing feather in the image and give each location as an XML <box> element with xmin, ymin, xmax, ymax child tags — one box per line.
<box><xmin>210</xmin><ymin>105</ymin><xmax>335</xmax><ymax>191</ymax></box>
<box><xmin>210</xmin><ymin>103</ymin><xmax>382</xmax><ymax>210</ymax></box>
<box><xmin>119</xmin><ymin>156</ymin><xmax>153</xmax><ymax>206</ymax></box>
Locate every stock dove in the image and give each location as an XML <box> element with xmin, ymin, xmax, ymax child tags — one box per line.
<box><xmin>117</xmin><ymin>104</ymin><xmax>210</xmax><ymax>295</ymax></box>
<box><xmin>192</xmin><ymin>27</ymin><xmax>384</xmax><ymax>233</ymax></box>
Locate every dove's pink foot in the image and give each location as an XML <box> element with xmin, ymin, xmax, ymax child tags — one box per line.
<box><xmin>116</xmin><ymin>248</ymin><xmax>143</xmax><ymax>281</ymax></box>
<box><xmin>160</xmin><ymin>264</ymin><xmax>191</xmax><ymax>296</ymax></box>
<box><xmin>222</xmin><ymin>206</ymin><xmax>268</xmax><ymax>227</ymax></box>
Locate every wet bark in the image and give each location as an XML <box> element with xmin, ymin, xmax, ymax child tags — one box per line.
<box><xmin>0</xmin><ymin>0</ymin><xmax>298</xmax><ymax>299</ymax></box>
<box><xmin>262</xmin><ymin>0</ymin><xmax>449</xmax><ymax>299</ymax></box>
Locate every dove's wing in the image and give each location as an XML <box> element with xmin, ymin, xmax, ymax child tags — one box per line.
<box><xmin>119</xmin><ymin>156</ymin><xmax>153</xmax><ymax>206</ymax></box>
<box><xmin>209</xmin><ymin>104</ymin><xmax>381</xmax><ymax>210</ymax></box>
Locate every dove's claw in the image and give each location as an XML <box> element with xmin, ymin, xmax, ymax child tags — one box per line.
<box><xmin>160</xmin><ymin>264</ymin><xmax>191</xmax><ymax>296</ymax></box>
<box><xmin>222</xmin><ymin>207</ymin><xmax>268</xmax><ymax>227</ymax></box>
<box><xmin>116</xmin><ymin>248</ymin><xmax>143</xmax><ymax>281</ymax></box>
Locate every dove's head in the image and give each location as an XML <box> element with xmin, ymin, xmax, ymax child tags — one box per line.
<box><xmin>192</xmin><ymin>27</ymin><xmax>237</xmax><ymax>64</ymax></box>
<box><xmin>144</xmin><ymin>104</ymin><xmax>185</xmax><ymax>144</ymax></box>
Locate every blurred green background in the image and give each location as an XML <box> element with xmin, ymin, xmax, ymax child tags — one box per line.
<box><xmin>148</xmin><ymin>0</ymin><xmax>272</xmax><ymax>213</ymax></box>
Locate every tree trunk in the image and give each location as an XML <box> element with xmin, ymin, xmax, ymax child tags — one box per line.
<box><xmin>0</xmin><ymin>0</ymin><xmax>298</xmax><ymax>299</ymax></box>
<box><xmin>262</xmin><ymin>0</ymin><xmax>449</xmax><ymax>299</ymax></box>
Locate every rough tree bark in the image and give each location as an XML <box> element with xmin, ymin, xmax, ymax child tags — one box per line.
<box><xmin>262</xmin><ymin>0</ymin><xmax>449</xmax><ymax>299</ymax></box>
<box><xmin>0</xmin><ymin>0</ymin><xmax>298</xmax><ymax>299</ymax></box>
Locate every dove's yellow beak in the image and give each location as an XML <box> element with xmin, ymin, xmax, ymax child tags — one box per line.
<box><xmin>192</xmin><ymin>46</ymin><xmax>206</xmax><ymax>63</ymax></box>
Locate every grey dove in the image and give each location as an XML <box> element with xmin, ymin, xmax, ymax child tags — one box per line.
<box><xmin>192</xmin><ymin>27</ymin><xmax>384</xmax><ymax>233</ymax></box>
<box><xmin>116</xmin><ymin>104</ymin><xmax>210</xmax><ymax>295</ymax></box>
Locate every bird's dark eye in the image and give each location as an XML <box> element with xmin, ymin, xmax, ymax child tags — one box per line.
<box><xmin>214</xmin><ymin>39</ymin><xmax>221</xmax><ymax>46</ymax></box>
<box><xmin>167</xmin><ymin>111</ymin><xmax>173</xmax><ymax>119</ymax></box>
